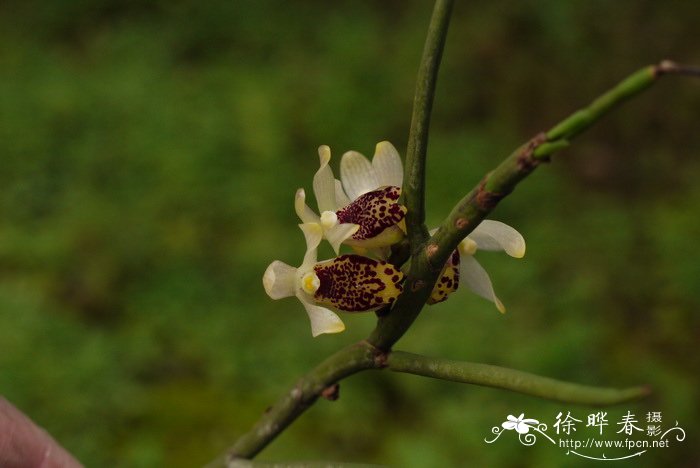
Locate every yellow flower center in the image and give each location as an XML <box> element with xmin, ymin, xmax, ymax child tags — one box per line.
<box><xmin>301</xmin><ymin>271</ymin><xmax>321</xmax><ymax>294</ymax></box>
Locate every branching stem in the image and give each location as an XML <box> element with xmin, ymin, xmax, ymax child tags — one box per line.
<box><xmin>217</xmin><ymin>342</ymin><xmax>383</xmax><ymax>465</ymax></box>
<box><xmin>208</xmin><ymin>1</ymin><xmax>700</xmax><ymax>462</ymax></box>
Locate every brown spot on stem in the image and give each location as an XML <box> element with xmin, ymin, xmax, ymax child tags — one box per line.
<box><xmin>321</xmin><ymin>383</ymin><xmax>340</xmax><ymax>401</ymax></box>
<box><xmin>516</xmin><ymin>132</ymin><xmax>548</xmax><ymax>173</ymax></box>
<box><xmin>374</xmin><ymin>351</ymin><xmax>389</xmax><ymax>368</ymax></box>
<box><xmin>475</xmin><ymin>179</ymin><xmax>506</xmax><ymax>211</ymax></box>
<box><xmin>411</xmin><ymin>279</ymin><xmax>426</xmax><ymax>292</ymax></box>
<box><xmin>455</xmin><ymin>217</ymin><xmax>469</xmax><ymax>230</ymax></box>
<box><xmin>426</xmin><ymin>243</ymin><xmax>438</xmax><ymax>257</ymax></box>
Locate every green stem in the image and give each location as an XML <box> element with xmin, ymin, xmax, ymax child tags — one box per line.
<box><xmin>545</xmin><ymin>66</ymin><xmax>657</xmax><ymax>143</ymax></box>
<box><xmin>368</xmin><ymin>0</ymin><xmax>455</xmax><ymax>351</ymax></box>
<box><xmin>429</xmin><ymin>60</ymin><xmax>700</xmax><ymax>272</ymax></box>
<box><xmin>403</xmin><ymin>0</ymin><xmax>455</xmax><ymax>252</ymax></box>
<box><xmin>544</xmin><ymin>60</ymin><xmax>700</xmax><ymax>146</ymax></box>
<box><xmin>387</xmin><ymin>351</ymin><xmax>650</xmax><ymax>406</ymax></box>
<box><xmin>212</xmin><ymin>342</ymin><xmax>384</xmax><ymax>465</ymax></box>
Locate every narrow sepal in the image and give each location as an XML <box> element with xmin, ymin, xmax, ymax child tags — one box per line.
<box><xmin>313</xmin><ymin>145</ymin><xmax>338</xmax><ymax>213</ymax></box>
<box><xmin>469</xmin><ymin>220</ymin><xmax>526</xmax><ymax>258</ymax></box>
<box><xmin>299</xmin><ymin>223</ymin><xmax>323</xmax><ymax>268</ymax></box>
<box><xmin>294</xmin><ymin>188</ymin><xmax>321</xmax><ymax>224</ymax></box>
<box><xmin>296</xmin><ymin>292</ymin><xmax>345</xmax><ymax>337</ymax></box>
<box><xmin>459</xmin><ymin>255</ymin><xmax>506</xmax><ymax>313</ymax></box>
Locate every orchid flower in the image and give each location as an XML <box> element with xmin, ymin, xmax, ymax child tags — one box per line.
<box><xmin>263</xmin><ymin>223</ymin><xmax>404</xmax><ymax>337</ymax></box>
<box><xmin>429</xmin><ymin>220</ymin><xmax>526</xmax><ymax>313</ymax></box>
<box><xmin>295</xmin><ymin>143</ymin><xmax>407</xmax><ymax>254</ymax></box>
<box><xmin>337</xmin><ymin>141</ymin><xmax>407</xmax><ymax>249</ymax></box>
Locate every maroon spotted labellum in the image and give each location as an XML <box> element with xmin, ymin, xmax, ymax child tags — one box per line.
<box><xmin>313</xmin><ymin>254</ymin><xmax>404</xmax><ymax>312</ymax></box>
<box><xmin>428</xmin><ymin>250</ymin><xmax>460</xmax><ymax>304</ymax></box>
<box><xmin>336</xmin><ymin>186</ymin><xmax>406</xmax><ymax>248</ymax></box>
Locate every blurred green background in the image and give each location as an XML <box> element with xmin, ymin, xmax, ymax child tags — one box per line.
<box><xmin>1</xmin><ymin>1</ymin><xmax>699</xmax><ymax>466</ymax></box>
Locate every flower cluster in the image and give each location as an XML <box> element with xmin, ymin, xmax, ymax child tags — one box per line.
<box><xmin>263</xmin><ymin>141</ymin><xmax>526</xmax><ymax>336</ymax></box>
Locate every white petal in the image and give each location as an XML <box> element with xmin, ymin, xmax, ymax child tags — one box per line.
<box><xmin>296</xmin><ymin>293</ymin><xmax>345</xmax><ymax>337</ymax></box>
<box><xmin>325</xmin><ymin>223</ymin><xmax>360</xmax><ymax>255</ymax></box>
<box><xmin>340</xmin><ymin>150</ymin><xmax>379</xmax><ymax>200</ymax></box>
<box><xmin>294</xmin><ymin>188</ymin><xmax>321</xmax><ymax>224</ymax></box>
<box><xmin>263</xmin><ymin>261</ymin><xmax>297</xmax><ymax>299</ymax></box>
<box><xmin>334</xmin><ymin>179</ymin><xmax>351</xmax><ymax>208</ymax></box>
<box><xmin>299</xmin><ymin>223</ymin><xmax>323</xmax><ymax>269</ymax></box>
<box><xmin>468</xmin><ymin>220</ymin><xmax>526</xmax><ymax>258</ymax></box>
<box><xmin>372</xmin><ymin>141</ymin><xmax>403</xmax><ymax>188</ymax></box>
<box><xmin>459</xmin><ymin>255</ymin><xmax>506</xmax><ymax>313</ymax></box>
<box><xmin>313</xmin><ymin>145</ymin><xmax>338</xmax><ymax>213</ymax></box>
<box><xmin>502</xmin><ymin>421</ymin><xmax>517</xmax><ymax>430</ymax></box>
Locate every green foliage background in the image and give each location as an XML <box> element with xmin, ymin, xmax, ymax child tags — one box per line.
<box><xmin>1</xmin><ymin>1</ymin><xmax>699</xmax><ymax>466</ymax></box>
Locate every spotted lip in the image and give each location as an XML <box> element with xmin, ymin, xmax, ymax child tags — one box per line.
<box><xmin>313</xmin><ymin>254</ymin><xmax>404</xmax><ymax>312</ymax></box>
<box><xmin>428</xmin><ymin>250</ymin><xmax>461</xmax><ymax>304</ymax></box>
<box><xmin>336</xmin><ymin>186</ymin><xmax>406</xmax><ymax>242</ymax></box>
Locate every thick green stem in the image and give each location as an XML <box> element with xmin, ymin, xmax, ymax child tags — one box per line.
<box><xmin>212</xmin><ymin>342</ymin><xmax>384</xmax><ymax>466</ymax></box>
<box><xmin>387</xmin><ymin>352</ymin><xmax>650</xmax><ymax>406</ymax></box>
<box><xmin>403</xmin><ymin>0</ymin><xmax>454</xmax><ymax>251</ymax></box>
